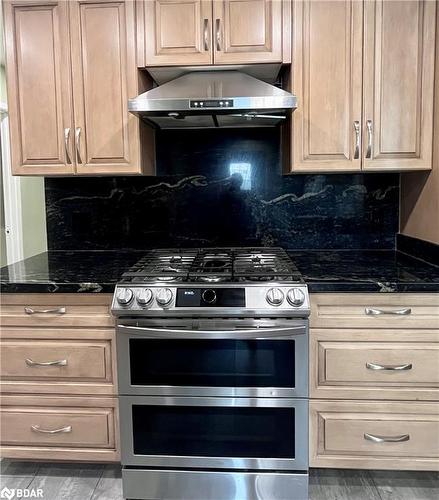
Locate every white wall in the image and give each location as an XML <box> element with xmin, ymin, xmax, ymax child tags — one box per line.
<box><xmin>0</xmin><ymin>10</ymin><xmax>47</xmax><ymax>266</ymax></box>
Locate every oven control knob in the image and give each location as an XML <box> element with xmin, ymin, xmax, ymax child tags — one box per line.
<box><xmin>116</xmin><ymin>287</ymin><xmax>133</xmax><ymax>306</ymax></box>
<box><xmin>136</xmin><ymin>288</ymin><xmax>153</xmax><ymax>307</ymax></box>
<box><xmin>202</xmin><ymin>289</ymin><xmax>217</xmax><ymax>304</ymax></box>
<box><xmin>287</xmin><ymin>288</ymin><xmax>305</xmax><ymax>307</ymax></box>
<box><xmin>266</xmin><ymin>288</ymin><xmax>284</xmax><ymax>306</ymax></box>
<box><xmin>156</xmin><ymin>288</ymin><xmax>173</xmax><ymax>307</ymax></box>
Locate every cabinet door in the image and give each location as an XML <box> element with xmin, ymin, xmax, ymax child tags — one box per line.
<box><xmin>3</xmin><ymin>0</ymin><xmax>75</xmax><ymax>175</ymax></box>
<box><xmin>142</xmin><ymin>0</ymin><xmax>213</xmax><ymax>66</ymax></box>
<box><xmin>290</xmin><ymin>0</ymin><xmax>363</xmax><ymax>172</ymax></box>
<box><xmin>213</xmin><ymin>0</ymin><xmax>283</xmax><ymax>64</ymax></box>
<box><xmin>363</xmin><ymin>0</ymin><xmax>436</xmax><ymax>171</ymax></box>
<box><xmin>69</xmin><ymin>0</ymin><xmax>141</xmax><ymax>174</ymax></box>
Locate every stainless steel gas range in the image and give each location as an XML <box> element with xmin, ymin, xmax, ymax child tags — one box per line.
<box><xmin>112</xmin><ymin>247</ymin><xmax>310</xmax><ymax>500</ymax></box>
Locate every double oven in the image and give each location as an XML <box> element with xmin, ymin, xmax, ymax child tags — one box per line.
<box><xmin>116</xmin><ymin>316</ymin><xmax>309</xmax><ymax>500</ymax></box>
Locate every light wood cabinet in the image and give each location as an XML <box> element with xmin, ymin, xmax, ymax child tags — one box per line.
<box><xmin>0</xmin><ymin>395</ymin><xmax>119</xmax><ymax>462</ymax></box>
<box><xmin>288</xmin><ymin>0</ymin><xmax>437</xmax><ymax>173</ymax></box>
<box><xmin>309</xmin><ymin>293</ymin><xmax>439</xmax><ymax>329</ymax></box>
<box><xmin>138</xmin><ymin>0</ymin><xmax>289</xmax><ymax>67</ymax></box>
<box><xmin>309</xmin><ymin>292</ymin><xmax>439</xmax><ymax>471</ymax></box>
<box><xmin>213</xmin><ymin>0</ymin><xmax>284</xmax><ymax>64</ymax></box>
<box><xmin>310</xmin><ymin>400</ymin><xmax>439</xmax><ymax>471</ymax></box>
<box><xmin>3</xmin><ymin>0</ymin><xmax>75</xmax><ymax>175</ymax></box>
<box><xmin>141</xmin><ymin>0</ymin><xmax>213</xmax><ymax>66</ymax></box>
<box><xmin>0</xmin><ymin>293</ymin><xmax>119</xmax><ymax>462</ymax></box>
<box><xmin>0</xmin><ymin>293</ymin><xmax>115</xmax><ymax>327</ymax></box>
<box><xmin>4</xmin><ymin>0</ymin><xmax>153</xmax><ymax>176</ymax></box>
<box><xmin>290</xmin><ymin>0</ymin><xmax>363</xmax><ymax>172</ymax></box>
<box><xmin>362</xmin><ymin>0</ymin><xmax>436</xmax><ymax>171</ymax></box>
<box><xmin>310</xmin><ymin>328</ymin><xmax>439</xmax><ymax>401</ymax></box>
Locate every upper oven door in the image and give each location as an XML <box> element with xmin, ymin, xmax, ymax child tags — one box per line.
<box><xmin>116</xmin><ymin>318</ymin><xmax>308</xmax><ymax>398</ymax></box>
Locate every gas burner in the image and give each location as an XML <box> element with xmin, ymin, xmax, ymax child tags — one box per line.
<box><xmin>169</xmin><ymin>256</ymin><xmax>183</xmax><ymax>263</ymax></box>
<box><xmin>203</xmin><ymin>259</ymin><xmax>229</xmax><ymax>270</ymax></box>
<box><xmin>155</xmin><ymin>276</ymin><xmax>183</xmax><ymax>282</ymax></box>
<box><xmin>160</xmin><ymin>266</ymin><xmax>180</xmax><ymax>273</ymax></box>
<box><xmin>197</xmin><ymin>275</ymin><xmax>228</xmax><ymax>283</ymax></box>
<box><xmin>244</xmin><ymin>275</ymin><xmax>275</xmax><ymax>282</ymax></box>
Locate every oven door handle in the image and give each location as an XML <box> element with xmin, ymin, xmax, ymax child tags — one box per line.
<box><xmin>117</xmin><ymin>324</ymin><xmax>306</xmax><ymax>339</ymax></box>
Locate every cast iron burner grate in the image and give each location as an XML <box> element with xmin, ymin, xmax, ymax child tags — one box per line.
<box><xmin>121</xmin><ymin>247</ymin><xmax>302</xmax><ymax>284</ymax></box>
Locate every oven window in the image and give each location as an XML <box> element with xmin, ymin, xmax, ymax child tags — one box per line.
<box><xmin>129</xmin><ymin>339</ymin><xmax>295</xmax><ymax>387</ymax></box>
<box><xmin>132</xmin><ymin>405</ymin><xmax>295</xmax><ymax>458</ymax></box>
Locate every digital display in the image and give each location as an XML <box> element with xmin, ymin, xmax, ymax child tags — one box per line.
<box><xmin>176</xmin><ymin>288</ymin><xmax>245</xmax><ymax>307</ymax></box>
<box><xmin>189</xmin><ymin>99</ymin><xmax>234</xmax><ymax>108</ymax></box>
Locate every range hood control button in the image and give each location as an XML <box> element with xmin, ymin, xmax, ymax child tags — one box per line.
<box><xmin>266</xmin><ymin>288</ymin><xmax>284</xmax><ymax>306</ymax></box>
<box><xmin>156</xmin><ymin>288</ymin><xmax>173</xmax><ymax>308</ymax></box>
<box><xmin>136</xmin><ymin>288</ymin><xmax>153</xmax><ymax>307</ymax></box>
<box><xmin>287</xmin><ymin>288</ymin><xmax>305</xmax><ymax>307</ymax></box>
<box><xmin>116</xmin><ymin>288</ymin><xmax>133</xmax><ymax>306</ymax></box>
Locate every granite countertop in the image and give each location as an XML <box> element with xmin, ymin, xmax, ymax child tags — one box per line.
<box><xmin>289</xmin><ymin>250</ymin><xmax>439</xmax><ymax>293</ymax></box>
<box><xmin>0</xmin><ymin>251</ymin><xmax>144</xmax><ymax>294</ymax></box>
<box><xmin>0</xmin><ymin>249</ymin><xmax>438</xmax><ymax>294</ymax></box>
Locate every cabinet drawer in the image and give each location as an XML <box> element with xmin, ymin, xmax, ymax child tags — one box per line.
<box><xmin>0</xmin><ymin>294</ymin><xmax>114</xmax><ymax>327</ymax></box>
<box><xmin>310</xmin><ymin>400</ymin><xmax>439</xmax><ymax>470</ymax></box>
<box><xmin>1</xmin><ymin>340</ymin><xmax>110</xmax><ymax>381</ymax></box>
<box><xmin>310</xmin><ymin>294</ymin><xmax>439</xmax><ymax>329</ymax></box>
<box><xmin>310</xmin><ymin>329</ymin><xmax>439</xmax><ymax>400</ymax></box>
<box><xmin>1</xmin><ymin>407</ymin><xmax>113</xmax><ymax>448</ymax></box>
<box><xmin>0</xmin><ymin>395</ymin><xmax>119</xmax><ymax>462</ymax></box>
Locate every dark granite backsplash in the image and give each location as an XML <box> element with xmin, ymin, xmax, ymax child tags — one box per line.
<box><xmin>45</xmin><ymin>129</ymin><xmax>399</xmax><ymax>251</ymax></box>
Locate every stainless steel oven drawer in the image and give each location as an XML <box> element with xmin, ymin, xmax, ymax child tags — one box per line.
<box><xmin>116</xmin><ymin>318</ymin><xmax>308</xmax><ymax>398</ymax></box>
<box><xmin>120</xmin><ymin>396</ymin><xmax>308</xmax><ymax>471</ymax></box>
<box><xmin>122</xmin><ymin>468</ymin><xmax>309</xmax><ymax>500</ymax></box>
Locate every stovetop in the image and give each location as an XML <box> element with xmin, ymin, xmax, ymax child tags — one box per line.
<box><xmin>120</xmin><ymin>247</ymin><xmax>303</xmax><ymax>284</ymax></box>
<box><xmin>112</xmin><ymin>248</ymin><xmax>309</xmax><ymax>317</ymax></box>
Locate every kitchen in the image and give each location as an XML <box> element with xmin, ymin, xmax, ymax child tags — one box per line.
<box><xmin>0</xmin><ymin>0</ymin><xmax>438</xmax><ymax>499</ymax></box>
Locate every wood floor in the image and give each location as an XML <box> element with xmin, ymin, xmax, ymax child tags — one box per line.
<box><xmin>0</xmin><ymin>460</ymin><xmax>438</xmax><ymax>500</ymax></box>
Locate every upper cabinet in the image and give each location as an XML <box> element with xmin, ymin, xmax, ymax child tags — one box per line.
<box><xmin>288</xmin><ymin>0</ymin><xmax>437</xmax><ymax>173</ymax></box>
<box><xmin>290</xmin><ymin>0</ymin><xmax>363</xmax><ymax>172</ymax></box>
<box><xmin>4</xmin><ymin>0</ymin><xmax>75</xmax><ymax>175</ymax></box>
<box><xmin>142</xmin><ymin>0</ymin><xmax>213</xmax><ymax>66</ymax></box>
<box><xmin>4</xmin><ymin>0</ymin><xmax>154</xmax><ymax>176</ymax></box>
<box><xmin>212</xmin><ymin>0</ymin><xmax>284</xmax><ymax>64</ymax></box>
<box><xmin>362</xmin><ymin>0</ymin><xmax>436</xmax><ymax>171</ymax></box>
<box><xmin>138</xmin><ymin>0</ymin><xmax>290</xmax><ymax>67</ymax></box>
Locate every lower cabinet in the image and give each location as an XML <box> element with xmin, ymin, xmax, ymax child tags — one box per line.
<box><xmin>0</xmin><ymin>293</ymin><xmax>119</xmax><ymax>462</ymax></box>
<box><xmin>0</xmin><ymin>395</ymin><xmax>119</xmax><ymax>462</ymax></box>
<box><xmin>310</xmin><ymin>400</ymin><xmax>439</xmax><ymax>471</ymax></box>
<box><xmin>309</xmin><ymin>293</ymin><xmax>439</xmax><ymax>471</ymax></box>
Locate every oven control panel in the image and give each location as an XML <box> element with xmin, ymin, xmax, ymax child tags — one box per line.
<box><xmin>176</xmin><ymin>288</ymin><xmax>245</xmax><ymax>307</ymax></box>
<box><xmin>112</xmin><ymin>285</ymin><xmax>309</xmax><ymax>316</ymax></box>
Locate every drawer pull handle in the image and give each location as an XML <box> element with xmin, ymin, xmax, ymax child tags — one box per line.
<box><xmin>31</xmin><ymin>425</ymin><xmax>72</xmax><ymax>434</ymax></box>
<box><xmin>366</xmin><ymin>362</ymin><xmax>412</xmax><ymax>371</ymax></box>
<box><xmin>26</xmin><ymin>358</ymin><xmax>68</xmax><ymax>367</ymax></box>
<box><xmin>364</xmin><ymin>433</ymin><xmax>410</xmax><ymax>443</ymax></box>
<box><xmin>24</xmin><ymin>307</ymin><xmax>66</xmax><ymax>315</ymax></box>
<box><xmin>365</xmin><ymin>307</ymin><xmax>411</xmax><ymax>316</ymax></box>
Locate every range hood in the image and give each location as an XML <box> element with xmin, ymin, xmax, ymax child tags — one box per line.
<box><xmin>128</xmin><ymin>71</ymin><xmax>297</xmax><ymax>129</ymax></box>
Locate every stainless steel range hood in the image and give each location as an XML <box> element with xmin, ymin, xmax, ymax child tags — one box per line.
<box><xmin>128</xmin><ymin>71</ymin><xmax>297</xmax><ymax>129</ymax></box>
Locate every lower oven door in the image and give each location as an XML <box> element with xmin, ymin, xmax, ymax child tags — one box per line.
<box><xmin>116</xmin><ymin>318</ymin><xmax>308</xmax><ymax>398</ymax></box>
<box><xmin>119</xmin><ymin>396</ymin><xmax>308</xmax><ymax>471</ymax></box>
